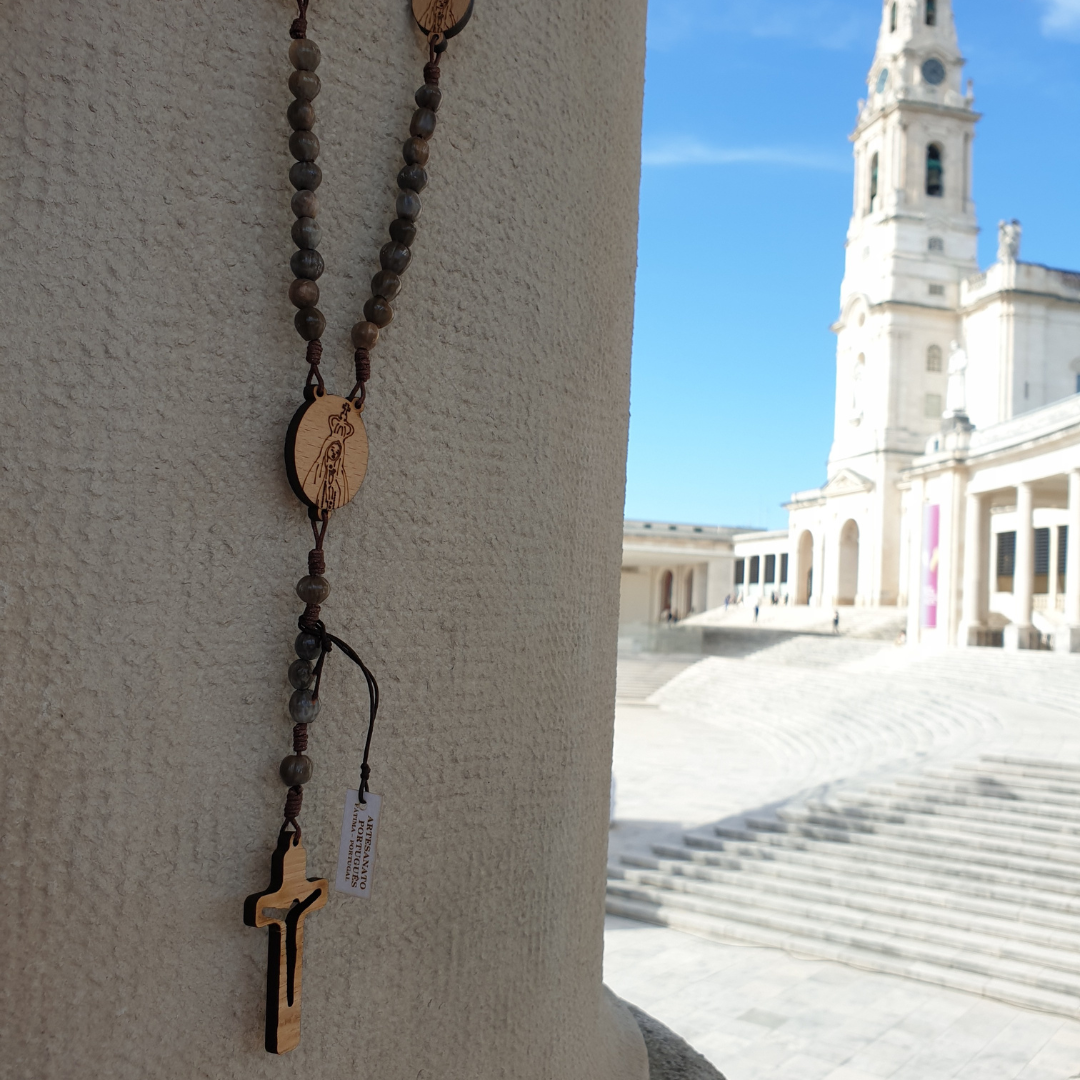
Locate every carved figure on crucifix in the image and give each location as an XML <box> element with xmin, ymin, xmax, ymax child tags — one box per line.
<box><xmin>244</xmin><ymin>831</ymin><xmax>328</xmax><ymax>1054</ymax></box>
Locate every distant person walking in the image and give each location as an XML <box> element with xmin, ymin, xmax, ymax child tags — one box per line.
<box><xmin>833</xmin><ymin>610</ymin><xmax>840</xmax><ymax>635</ymax></box>
<box><xmin>754</xmin><ymin>602</ymin><xmax>760</xmax><ymax>623</ymax></box>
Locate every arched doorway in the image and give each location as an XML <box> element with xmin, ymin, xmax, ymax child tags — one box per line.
<box><xmin>796</xmin><ymin>531</ymin><xmax>814</xmax><ymax>605</ymax></box>
<box><xmin>838</xmin><ymin>520</ymin><xmax>860</xmax><ymax>605</ymax></box>
<box><xmin>659</xmin><ymin>570</ymin><xmax>673</xmax><ymax>621</ymax></box>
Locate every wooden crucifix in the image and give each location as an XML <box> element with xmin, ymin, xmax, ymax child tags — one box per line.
<box><xmin>244</xmin><ymin>831</ymin><xmax>328</xmax><ymax>1054</ymax></box>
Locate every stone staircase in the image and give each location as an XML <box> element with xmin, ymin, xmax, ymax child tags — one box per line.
<box><xmin>606</xmin><ymin>754</ymin><xmax>1080</xmax><ymax>1019</ymax></box>
<box><xmin>615</xmin><ymin>655</ymin><xmax>701</xmax><ymax>705</ymax></box>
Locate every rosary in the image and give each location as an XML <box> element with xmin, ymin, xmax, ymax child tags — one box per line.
<box><xmin>243</xmin><ymin>0</ymin><xmax>474</xmax><ymax>1055</ymax></box>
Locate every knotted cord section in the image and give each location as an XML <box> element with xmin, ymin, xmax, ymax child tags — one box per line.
<box><xmin>290</xmin><ymin>0</ymin><xmax>311</xmax><ymax>39</ymax></box>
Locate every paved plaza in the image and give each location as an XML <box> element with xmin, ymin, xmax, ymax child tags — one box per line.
<box><xmin>605</xmin><ymin>632</ymin><xmax>1080</xmax><ymax>1078</ymax></box>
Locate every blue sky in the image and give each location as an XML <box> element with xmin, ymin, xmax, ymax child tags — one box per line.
<box><xmin>625</xmin><ymin>0</ymin><xmax>1080</xmax><ymax>530</ymax></box>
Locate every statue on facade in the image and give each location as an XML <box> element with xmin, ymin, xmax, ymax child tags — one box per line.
<box><xmin>998</xmin><ymin>219</ymin><xmax>1022</xmax><ymax>263</ymax></box>
<box><xmin>942</xmin><ymin>340</ymin><xmax>972</xmax><ymax>432</ymax></box>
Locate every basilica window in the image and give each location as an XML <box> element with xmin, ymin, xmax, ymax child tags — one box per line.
<box><xmin>926</xmin><ymin>0</ymin><xmax>937</xmax><ymax>26</ymax></box>
<box><xmin>1060</xmin><ymin>526</ymin><xmax>1068</xmax><ymax>586</ymax></box>
<box><xmin>890</xmin><ymin>2</ymin><xmax>898</xmax><ymax>32</ymax></box>
<box><xmin>749</xmin><ymin>556</ymin><xmax>760</xmax><ymax>585</ymax></box>
<box><xmin>924</xmin><ymin>392</ymin><xmax>942</xmax><ymax>419</ymax></box>
<box><xmin>996</xmin><ymin>532</ymin><xmax>1016</xmax><ymax>592</ymax></box>
<box><xmin>926</xmin><ymin>345</ymin><xmax>943</xmax><ymax>372</ymax></box>
<box><xmin>764</xmin><ymin>555</ymin><xmax>776</xmax><ymax>584</ymax></box>
<box><xmin>928</xmin><ymin>236</ymin><xmax>944</xmax><ymax>252</ymax></box>
<box><xmin>1035</xmin><ymin>528</ymin><xmax>1051</xmax><ymax>595</ymax></box>
<box><xmin>869</xmin><ymin>153</ymin><xmax>880</xmax><ymax>212</ymax></box>
<box><xmin>734</xmin><ymin>559</ymin><xmax>745</xmax><ymax>586</ymax></box>
<box><xmin>926</xmin><ymin>144</ymin><xmax>944</xmax><ymax>197</ymax></box>
<box><xmin>780</xmin><ymin>553</ymin><xmax>789</xmax><ymax>584</ymax></box>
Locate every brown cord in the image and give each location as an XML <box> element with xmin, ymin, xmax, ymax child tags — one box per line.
<box><xmin>299</xmin><ymin>603</ymin><xmax>321</xmax><ymax>630</ymax></box>
<box><xmin>305</xmin><ymin>339</ymin><xmax>326</xmax><ymax>392</ymax></box>
<box><xmin>290</xmin><ymin>0</ymin><xmax>310</xmax><ymax>39</ymax></box>
<box><xmin>292</xmin><ymin>723</ymin><xmax>309</xmax><ymax>754</ymax></box>
<box><xmin>308</xmin><ymin>548</ymin><xmax>326</xmax><ymax>576</ymax></box>
<box><xmin>283</xmin><ymin>785</ymin><xmax>304</xmax><ymax>838</ymax></box>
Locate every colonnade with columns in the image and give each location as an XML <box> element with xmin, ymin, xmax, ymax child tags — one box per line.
<box><xmin>907</xmin><ymin>459</ymin><xmax>1080</xmax><ymax>651</ymax></box>
<box><xmin>959</xmin><ymin>470</ymin><xmax>1080</xmax><ymax>650</ymax></box>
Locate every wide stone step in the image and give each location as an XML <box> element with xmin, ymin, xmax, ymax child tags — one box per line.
<box><xmin>615</xmin><ymin>856</ymin><xmax>1080</xmax><ymax>953</ymax></box>
<box><xmin>690</xmin><ymin>828</ymin><xmax>1080</xmax><ymax>897</ymax></box>
<box><xmin>735</xmin><ymin>816</ymin><xmax>1080</xmax><ymax>880</ymax></box>
<box><xmin>944</xmin><ymin>764</ymin><xmax>1080</xmax><ymax>798</ymax></box>
<box><xmin>982</xmin><ymin>754</ymin><xmax>1080</xmax><ymax>775</ymax></box>
<box><xmin>837</xmin><ymin>789</ymin><xmax>1080</xmax><ymax>833</ymax></box>
<box><xmin>605</xmin><ymin>880</ymin><xmax>1080</xmax><ymax>1002</ymax></box>
<box><xmin>604</xmin><ymin>893</ymin><xmax>1080</xmax><ymax>1021</ymax></box>
<box><xmin>889</xmin><ymin>774</ymin><xmax>1080</xmax><ymax>813</ymax></box>
<box><xmin>783</xmin><ymin>803</ymin><xmax>1080</xmax><ymax>855</ymax></box>
<box><xmin>651</xmin><ymin>842</ymin><xmax>1080</xmax><ymax>920</ymax></box>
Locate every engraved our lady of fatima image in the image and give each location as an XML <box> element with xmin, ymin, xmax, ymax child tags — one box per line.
<box><xmin>305</xmin><ymin>402</ymin><xmax>356</xmax><ymax>511</ymax></box>
<box><xmin>417</xmin><ymin>0</ymin><xmax>463</xmax><ymax>34</ymax></box>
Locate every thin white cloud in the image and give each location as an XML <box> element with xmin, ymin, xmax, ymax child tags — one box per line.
<box><xmin>1041</xmin><ymin>0</ymin><xmax>1080</xmax><ymax>39</ymax></box>
<box><xmin>647</xmin><ymin>0</ymin><xmax>871</xmax><ymax>52</ymax></box>
<box><xmin>642</xmin><ymin>138</ymin><xmax>848</xmax><ymax>172</ymax></box>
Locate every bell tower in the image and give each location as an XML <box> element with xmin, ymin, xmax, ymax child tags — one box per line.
<box><xmin>801</xmin><ymin>0</ymin><xmax>981</xmax><ymax>608</ymax></box>
<box><xmin>831</xmin><ymin>0</ymin><xmax>979</xmax><ymax>473</ymax></box>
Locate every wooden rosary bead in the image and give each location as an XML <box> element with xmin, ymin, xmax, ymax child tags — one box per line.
<box><xmin>380</xmin><ymin>241</ymin><xmax>412</xmax><ymax>274</ymax></box>
<box><xmin>280</xmin><ymin>754</ymin><xmax>314</xmax><ymax>786</ymax></box>
<box><xmin>415</xmin><ymin>83</ymin><xmax>442</xmax><ymax>112</ymax></box>
<box><xmin>287</xmin><ymin>99</ymin><xmax>316</xmax><ymax>132</ymax></box>
<box><xmin>410</xmin><ymin>108</ymin><xmax>437</xmax><ymax>140</ymax></box>
<box><xmin>291</xmin><ymin>249</ymin><xmax>324</xmax><ymax>280</ymax></box>
<box><xmin>289</xmin><ymin>278</ymin><xmax>320</xmax><ymax>308</ymax></box>
<box><xmin>351</xmin><ymin>321</ymin><xmax>380</xmax><ymax>349</ymax></box>
<box><xmin>292</xmin><ymin>216</ymin><xmax>321</xmax><ymax>249</ymax></box>
<box><xmin>290</xmin><ymin>161</ymin><xmax>322</xmax><ymax>191</ymax></box>
<box><xmin>397</xmin><ymin>164</ymin><xmax>428</xmax><ymax>192</ymax></box>
<box><xmin>295</xmin><ymin>631</ymin><xmax>322</xmax><ymax>660</ymax></box>
<box><xmin>294</xmin><ymin>306</ymin><xmax>326</xmax><ymax>340</ymax></box>
<box><xmin>289</xmin><ymin>689</ymin><xmax>321</xmax><ymax>724</ymax></box>
<box><xmin>288</xmin><ymin>38</ymin><xmax>322</xmax><ymax>72</ymax></box>
<box><xmin>288</xmin><ymin>69</ymin><xmax>321</xmax><ymax>101</ymax></box>
<box><xmin>371</xmin><ymin>269</ymin><xmax>402</xmax><ymax>302</ymax></box>
<box><xmin>296</xmin><ymin>574</ymin><xmax>331</xmax><ymax>604</ymax></box>
<box><xmin>389</xmin><ymin>218</ymin><xmax>418</xmax><ymax>246</ymax></box>
<box><xmin>395</xmin><ymin>190</ymin><xmax>422</xmax><ymax>222</ymax></box>
<box><xmin>364</xmin><ymin>296</ymin><xmax>394</xmax><ymax>328</ymax></box>
<box><xmin>291</xmin><ymin>189</ymin><xmax>320</xmax><ymax>219</ymax></box>
<box><xmin>402</xmin><ymin>137</ymin><xmax>430</xmax><ymax>167</ymax></box>
<box><xmin>289</xmin><ymin>130</ymin><xmax>320</xmax><ymax>162</ymax></box>
<box><xmin>288</xmin><ymin>659</ymin><xmax>314</xmax><ymax>690</ymax></box>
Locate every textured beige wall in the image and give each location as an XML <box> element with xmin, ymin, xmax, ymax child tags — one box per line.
<box><xmin>0</xmin><ymin>1</ymin><xmax>646</xmax><ymax>1076</ymax></box>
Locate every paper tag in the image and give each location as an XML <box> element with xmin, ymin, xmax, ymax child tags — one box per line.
<box><xmin>335</xmin><ymin>790</ymin><xmax>381</xmax><ymax>898</ymax></box>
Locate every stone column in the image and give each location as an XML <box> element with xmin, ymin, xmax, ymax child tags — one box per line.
<box><xmin>1056</xmin><ymin>470</ymin><xmax>1080</xmax><ymax>652</ymax></box>
<box><xmin>1006</xmin><ymin>481</ymin><xmax>1038</xmax><ymax>649</ymax></box>
<box><xmin>0</xmin><ymin>2</ymin><xmax>651</xmax><ymax>1078</ymax></box>
<box><xmin>959</xmin><ymin>491</ymin><xmax>987</xmax><ymax>646</ymax></box>
<box><xmin>813</xmin><ymin>530</ymin><xmax>827</xmax><ymax>608</ymax></box>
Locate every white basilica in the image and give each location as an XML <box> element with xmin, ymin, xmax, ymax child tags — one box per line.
<box><xmin>621</xmin><ymin>0</ymin><xmax>1080</xmax><ymax>650</ymax></box>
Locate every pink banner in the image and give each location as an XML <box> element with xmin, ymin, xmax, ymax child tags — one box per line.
<box><xmin>921</xmin><ymin>504</ymin><xmax>940</xmax><ymax>629</ymax></box>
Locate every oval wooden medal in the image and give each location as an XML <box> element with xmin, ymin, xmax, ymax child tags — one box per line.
<box><xmin>285</xmin><ymin>392</ymin><xmax>369</xmax><ymax>514</ymax></box>
<box><xmin>412</xmin><ymin>0</ymin><xmax>474</xmax><ymax>38</ymax></box>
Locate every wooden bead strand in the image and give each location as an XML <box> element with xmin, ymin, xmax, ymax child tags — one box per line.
<box><xmin>248</xmin><ymin>0</ymin><xmax>467</xmax><ymax>1055</ymax></box>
